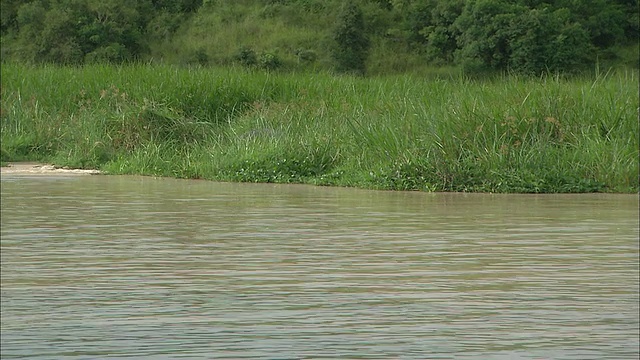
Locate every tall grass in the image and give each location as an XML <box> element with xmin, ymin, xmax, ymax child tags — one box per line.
<box><xmin>159</xmin><ymin>3</ymin><xmax>333</xmax><ymax>70</ymax></box>
<box><xmin>1</xmin><ymin>63</ymin><xmax>637</xmax><ymax>193</ymax></box>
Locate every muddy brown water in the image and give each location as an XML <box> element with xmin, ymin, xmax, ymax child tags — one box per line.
<box><xmin>1</xmin><ymin>173</ymin><xmax>638</xmax><ymax>359</ymax></box>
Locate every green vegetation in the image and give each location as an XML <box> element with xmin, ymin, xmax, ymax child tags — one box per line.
<box><xmin>1</xmin><ymin>1</ymin><xmax>637</xmax><ymax>192</ymax></box>
<box><xmin>1</xmin><ymin>0</ymin><xmax>638</xmax><ymax>74</ymax></box>
<box><xmin>1</xmin><ymin>63</ymin><xmax>638</xmax><ymax>193</ymax></box>
<box><xmin>332</xmin><ymin>1</ymin><xmax>370</xmax><ymax>75</ymax></box>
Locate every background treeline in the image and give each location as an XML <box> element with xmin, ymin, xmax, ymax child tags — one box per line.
<box><xmin>1</xmin><ymin>0</ymin><xmax>638</xmax><ymax>74</ymax></box>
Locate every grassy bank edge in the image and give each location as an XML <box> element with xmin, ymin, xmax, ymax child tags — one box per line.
<box><xmin>1</xmin><ymin>63</ymin><xmax>638</xmax><ymax>193</ymax></box>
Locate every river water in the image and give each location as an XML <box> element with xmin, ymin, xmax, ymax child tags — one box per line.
<box><xmin>1</xmin><ymin>174</ymin><xmax>638</xmax><ymax>359</ymax></box>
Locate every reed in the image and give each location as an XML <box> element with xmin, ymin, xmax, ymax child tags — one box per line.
<box><xmin>1</xmin><ymin>63</ymin><xmax>637</xmax><ymax>193</ymax></box>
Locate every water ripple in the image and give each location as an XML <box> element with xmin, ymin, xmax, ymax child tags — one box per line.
<box><xmin>1</xmin><ymin>176</ymin><xmax>638</xmax><ymax>359</ymax></box>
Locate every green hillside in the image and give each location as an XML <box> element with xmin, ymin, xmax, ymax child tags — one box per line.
<box><xmin>1</xmin><ymin>0</ymin><xmax>638</xmax><ymax>75</ymax></box>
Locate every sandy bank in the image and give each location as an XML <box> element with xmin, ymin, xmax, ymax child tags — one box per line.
<box><xmin>1</xmin><ymin>163</ymin><xmax>101</xmax><ymax>175</ymax></box>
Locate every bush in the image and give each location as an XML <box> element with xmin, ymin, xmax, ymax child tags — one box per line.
<box><xmin>332</xmin><ymin>0</ymin><xmax>370</xmax><ymax>75</ymax></box>
<box><xmin>235</xmin><ymin>46</ymin><xmax>257</xmax><ymax>67</ymax></box>
<box><xmin>188</xmin><ymin>47</ymin><xmax>209</xmax><ymax>65</ymax></box>
<box><xmin>259</xmin><ymin>51</ymin><xmax>282</xmax><ymax>70</ymax></box>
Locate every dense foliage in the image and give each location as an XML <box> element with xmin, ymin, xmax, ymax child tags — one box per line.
<box><xmin>332</xmin><ymin>1</ymin><xmax>370</xmax><ymax>74</ymax></box>
<box><xmin>1</xmin><ymin>0</ymin><xmax>637</xmax><ymax>74</ymax></box>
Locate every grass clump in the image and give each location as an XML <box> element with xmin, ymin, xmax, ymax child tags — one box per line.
<box><xmin>1</xmin><ymin>63</ymin><xmax>637</xmax><ymax>193</ymax></box>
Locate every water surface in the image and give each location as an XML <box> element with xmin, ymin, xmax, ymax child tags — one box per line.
<box><xmin>1</xmin><ymin>174</ymin><xmax>638</xmax><ymax>359</ymax></box>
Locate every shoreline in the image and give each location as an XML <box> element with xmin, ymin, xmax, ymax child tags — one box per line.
<box><xmin>1</xmin><ymin>162</ymin><xmax>637</xmax><ymax>196</ymax></box>
<box><xmin>0</xmin><ymin>163</ymin><xmax>101</xmax><ymax>176</ymax></box>
<box><xmin>2</xmin><ymin>65</ymin><xmax>637</xmax><ymax>193</ymax></box>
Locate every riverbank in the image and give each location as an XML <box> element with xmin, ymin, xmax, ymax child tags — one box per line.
<box><xmin>0</xmin><ymin>162</ymin><xmax>101</xmax><ymax>175</ymax></box>
<box><xmin>1</xmin><ymin>64</ymin><xmax>638</xmax><ymax>193</ymax></box>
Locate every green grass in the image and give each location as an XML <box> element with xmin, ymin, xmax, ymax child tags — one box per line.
<box><xmin>1</xmin><ymin>63</ymin><xmax>638</xmax><ymax>193</ymax></box>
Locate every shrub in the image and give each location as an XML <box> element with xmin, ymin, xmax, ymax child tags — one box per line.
<box><xmin>331</xmin><ymin>0</ymin><xmax>370</xmax><ymax>75</ymax></box>
<box><xmin>235</xmin><ymin>46</ymin><xmax>257</xmax><ymax>67</ymax></box>
<box><xmin>259</xmin><ymin>51</ymin><xmax>282</xmax><ymax>70</ymax></box>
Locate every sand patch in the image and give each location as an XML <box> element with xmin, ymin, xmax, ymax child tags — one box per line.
<box><xmin>1</xmin><ymin>163</ymin><xmax>101</xmax><ymax>175</ymax></box>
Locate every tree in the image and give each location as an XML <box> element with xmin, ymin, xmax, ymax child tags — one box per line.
<box><xmin>332</xmin><ymin>0</ymin><xmax>370</xmax><ymax>75</ymax></box>
<box><xmin>79</xmin><ymin>0</ymin><xmax>145</xmax><ymax>62</ymax></box>
<box><xmin>553</xmin><ymin>0</ymin><xmax>627</xmax><ymax>47</ymax></box>
<box><xmin>407</xmin><ymin>0</ymin><xmax>463</xmax><ymax>63</ymax></box>
<box><xmin>453</xmin><ymin>0</ymin><xmax>595</xmax><ymax>74</ymax></box>
<box><xmin>1</xmin><ymin>0</ymin><xmax>21</xmax><ymax>34</ymax></box>
<box><xmin>454</xmin><ymin>0</ymin><xmax>527</xmax><ymax>72</ymax></box>
<box><xmin>13</xmin><ymin>1</ymin><xmax>84</xmax><ymax>63</ymax></box>
<box><xmin>9</xmin><ymin>0</ymin><xmax>151</xmax><ymax>64</ymax></box>
<box><xmin>509</xmin><ymin>8</ymin><xmax>593</xmax><ymax>74</ymax></box>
